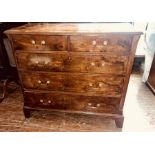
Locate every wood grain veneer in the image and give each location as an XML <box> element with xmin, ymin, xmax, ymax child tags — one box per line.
<box><xmin>5</xmin><ymin>23</ymin><xmax>142</xmax><ymax>128</ymax></box>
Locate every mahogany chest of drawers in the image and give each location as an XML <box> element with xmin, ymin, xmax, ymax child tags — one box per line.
<box><xmin>5</xmin><ymin>23</ymin><xmax>142</xmax><ymax>128</ymax></box>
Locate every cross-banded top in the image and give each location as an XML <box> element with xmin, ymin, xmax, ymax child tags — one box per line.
<box><xmin>5</xmin><ymin>23</ymin><xmax>143</xmax><ymax>35</ymax></box>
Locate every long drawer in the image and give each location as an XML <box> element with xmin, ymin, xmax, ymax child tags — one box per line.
<box><xmin>20</xmin><ymin>71</ymin><xmax>124</xmax><ymax>96</ymax></box>
<box><xmin>70</xmin><ymin>35</ymin><xmax>132</xmax><ymax>54</ymax></box>
<box><xmin>15</xmin><ymin>51</ymin><xmax>128</xmax><ymax>74</ymax></box>
<box><xmin>24</xmin><ymin>91</ymin><xmax>120</xmax><ymax>114</ymax></box>
<box><xmin>11</xmin><ymin>35</ymin><xmax>67</xmax><ymax>51</ymax></box>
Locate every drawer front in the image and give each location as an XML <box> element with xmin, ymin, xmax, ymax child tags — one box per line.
<box><xmin>12</xmin><ymin>35</ymin><xmax>67</xmax><ymax>51</ymax></box>
<box><xmin>24</xmin><ymin>92</ymin><xmax>120</xmax><ymax>114</ymax></box>
<box><xmin>70</xmin><ymin>35</ymin><xmax>132</xmax><ymax>54</ymax></box>
<box><xmin>21</xmin><ymin>72</ymin><xmax>124</xmax><ymax>96</ymax></box>
<box><xmin>16</xmin><ymin>51</ymin><xmax>128</xmax><ymax>74</ymax></box>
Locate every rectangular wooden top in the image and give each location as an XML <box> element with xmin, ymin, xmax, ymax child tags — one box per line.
<box><xmin>5</xmin><ymin>23</ymin><xmax>143</xmax><ymax>35</ymax></box>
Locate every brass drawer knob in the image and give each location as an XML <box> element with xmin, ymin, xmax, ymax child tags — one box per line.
<box><xmin>89</xmin><ymin>82</ymin><xmax>93</xmax><ymax>87</ymax></box>
<box><xmin>48</xmin><ymin>100</ymin><xmax>51</xmax><ymax>104</ymax></box>
<box><xmin>38</xmin><ymin>80</ymin><xmax>50</xmax><ymax>84</ymax></box>
<box><xmin>103</xmin><ymin>40</ymin><xmax>108</xmax><ymax>46</ymax></box>
<box><xmin>96</xmin><ymin>103</ymin><xmax>101</xmax><ymax>107</ymax></box>
<box><xmin>46</xmin><ymin>81</ymin><xmax>50</xmax><ymax>84</ymax></box>
<box><xmin>35</xmin><ymin>61</ymin><xmax>49</xmax><ymax>65</ymax></box>
<box><xmin>31</xmin><ymin>40</ymin><xmax>36</xmax><ymax>45</ymax></box>
<box><xmin>40</xmin><ymin>99</ymin><xmax>43</xmax><ymax>103</ymax></box>
<box><xmin>88</xmin><ymin>103</ymin><xmax>92</xmax><ymax>106</ymax></box>
<box><xmin>98</xmin><ymin>82</ymin><xmax>103</xmax><ymax>88</ymax></box>
<box><xmin>101</xmin><ymin>62</ymin><xmax>105</xmax><ymax>66</ymax></box>
<box><xmin>38</xmin><ymin>80</ymin><xmax>42</xmax><ymax>84</ymax></box>
<box><xmin>44</xmin><ymin>61</ymin><xmax>49</xmax><ymax>65</ymax></box>
<box><xmin>92</xmin><ymin>40</ymin><xmax>97</xmax><ymax>46</ymax></box>
<box><xmin>90</xmin><ymin>62</ymin><xmax>95</xmax><ymax>66</ymax></box>
<box><xmin>41</xmin><ymin>40</ymin><xmax>46</xmax><ymax>45</ymax></box>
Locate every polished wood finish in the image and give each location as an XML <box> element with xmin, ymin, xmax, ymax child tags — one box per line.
<box><xmin>70</xmin><ymin>35</ymin><xmax>132</xmax><ymax>54</ymax></box>
<box><xmin>5</xmin><ymin>23</ymin><xmax>142</xmax><ymax>128</ymax></box>
<box><xmin>15</xmin><ymin>51</ymin><xmax>128</xmax><ymax>74</ymax></box>
<box><xmin>147</xmin><ymin>55</ymin><xmax>155</xmax><ymax>94</ymax></box>
<box><xmin>12</xmin><ymin>35</ymin><xmax>67</xmax><ymax>51</ymax></box>
<box><xmin>4</xmin><ymin>23</ymin><xmax>142</xmax><ymax>35</ymax></box>
<box><xmin>119</xmin><ymin>35</ymin><xmax>141</xmax><ymax>112</ymax></box>
<box><xmin>21</xmin><ymin>71</ymin><xmax>124</xmax><ymax>96</ymax></box>
<box><xmin>24</xmin><ymin>91</ymin><xmax>120</xmax><ymax>114</ymax></box>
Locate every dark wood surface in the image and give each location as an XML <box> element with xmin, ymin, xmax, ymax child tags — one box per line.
<box><xmin>70</xmin><ymin>35</ymin><xmax>132</xmax><ymax>54</ymax></box>
<box><xmin>119</xmin><ymin>35</ymin><xmax>141</xmax><ymax>111</ymax></box>
<box><xmin>24</xmin><ymin>91</ymin><xmax>120</xmax><ymax>114</ymax></box>
<box><xmin>21</xmin><ymin>71</ymin><xmax>124</xmax><ymax>96</ymax></box>
<box><xmin>15</xmin><ymin>51</ymin><xmax>128</xmax><ymax>74</ymax></box>
<box><xmin>12</xmin><ymin>35</ymin><xmax>67</xmax><ymax>51</ymax></box>
<box><xmin>5</xmin><ymin>23</ymin><xmax>142</xmax><ymax>35</ymax></box>
<box><xmin>5</xmin><ymin>23</ymin><xmax>142</xmax><ymax>128</ymax></box>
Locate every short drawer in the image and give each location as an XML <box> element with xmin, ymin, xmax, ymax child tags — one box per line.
<box><xmin>11</xmin><ymin>35</ymin><xmax>67</xmax><ymax>51</ymax></box>
<box><xmin>24</xmin><ymin>91</ymin><xmax>120</xmax><ymax>114</ymax></box>
<box><xmin>20</xmin><ymin>71</ymin><xmax>124</xmax><ymax>96</ymax></box>
<box><xmin>70</xmin><ymin>35</ymin><xmax>132</xmax><ymax>54</ymax></box>
<box><xmin>15</xmin><ymin>51</ymin><xmax>128</xmax><ymax>75</ymax></box>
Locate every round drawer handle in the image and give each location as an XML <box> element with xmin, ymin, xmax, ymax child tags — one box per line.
<box><xmin>90</xmin><ymin>62</ymin><xmax>95</xmax><ymax>66</ymax></box>
<box><xmin>101</xmin><ymin>62</ymin><xmax>105</xmax><ymax>66</ymax></box>
<box><xmin>38</xmin><ymin>80</ymin><xmax>50</xmax><ymax>84</ymax></box>
<box><xmin>48</xmin><ymin>100</ymin><xmax>51</xmax><ymax>104</ymax></box>
<box><xmin>41</xmin><ymin>40</ymin><xmax>46</xmax><ymax>45</ymax></box>
<box><xmin>103</xmin><ymin>40</ymin><xmax>108</xmax><ymax>46</ymax></box>
<box><xmin>89</xmin><ymin>83</ymin><xmax>93</xmax><ymax>87</ymax></box>
<box><xmin>44</xmin><ymin>61</ymin><xmax>49</xmax><ymax>65</ymax></box>
<box><xmin>38</xmin><ymin>80</ymin><xmax>42</xmax><ymax>84</ymax></box>
<box><xmin>88</xmin><ymin>103</ymin><xmax>92</xmax><ymax>106</ymax></box>
<box><xmin>92</xmin><ymin>40</ymin><xmax>97</xmax><ymax>46</ymax></box>
<box><xmin>96</xmin><ymin>103</ymin><xmax>101</xmax><ymax>107</ymax></box>
<box><xmin>35</xmin><ymin>61</ymin><xmax>39</xmax><ymax>64</ymax></box>
<box><xmin>98</xmin><ymin>82</ymin><xmax>103</xmax><ymax>88</ymax></box>
<box><xmin>40</xmin><ymin>99</ymin><xmax>44</xmax><ymax>103</ymax></box>
<box><xmin>31</xmin><ymin>40</ymin><xmax>36</xmax><ymax>45</ymax></box>
<box><xmin>46</xmin><ymin>81</ymin><xmax>50</xmax><ymax>84</ymax></box>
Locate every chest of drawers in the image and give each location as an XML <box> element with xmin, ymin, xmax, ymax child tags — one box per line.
<box><xmin>5</xmin><ymin>23</ymin><xmax>142</xmax><ymax>128</ymax></box>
